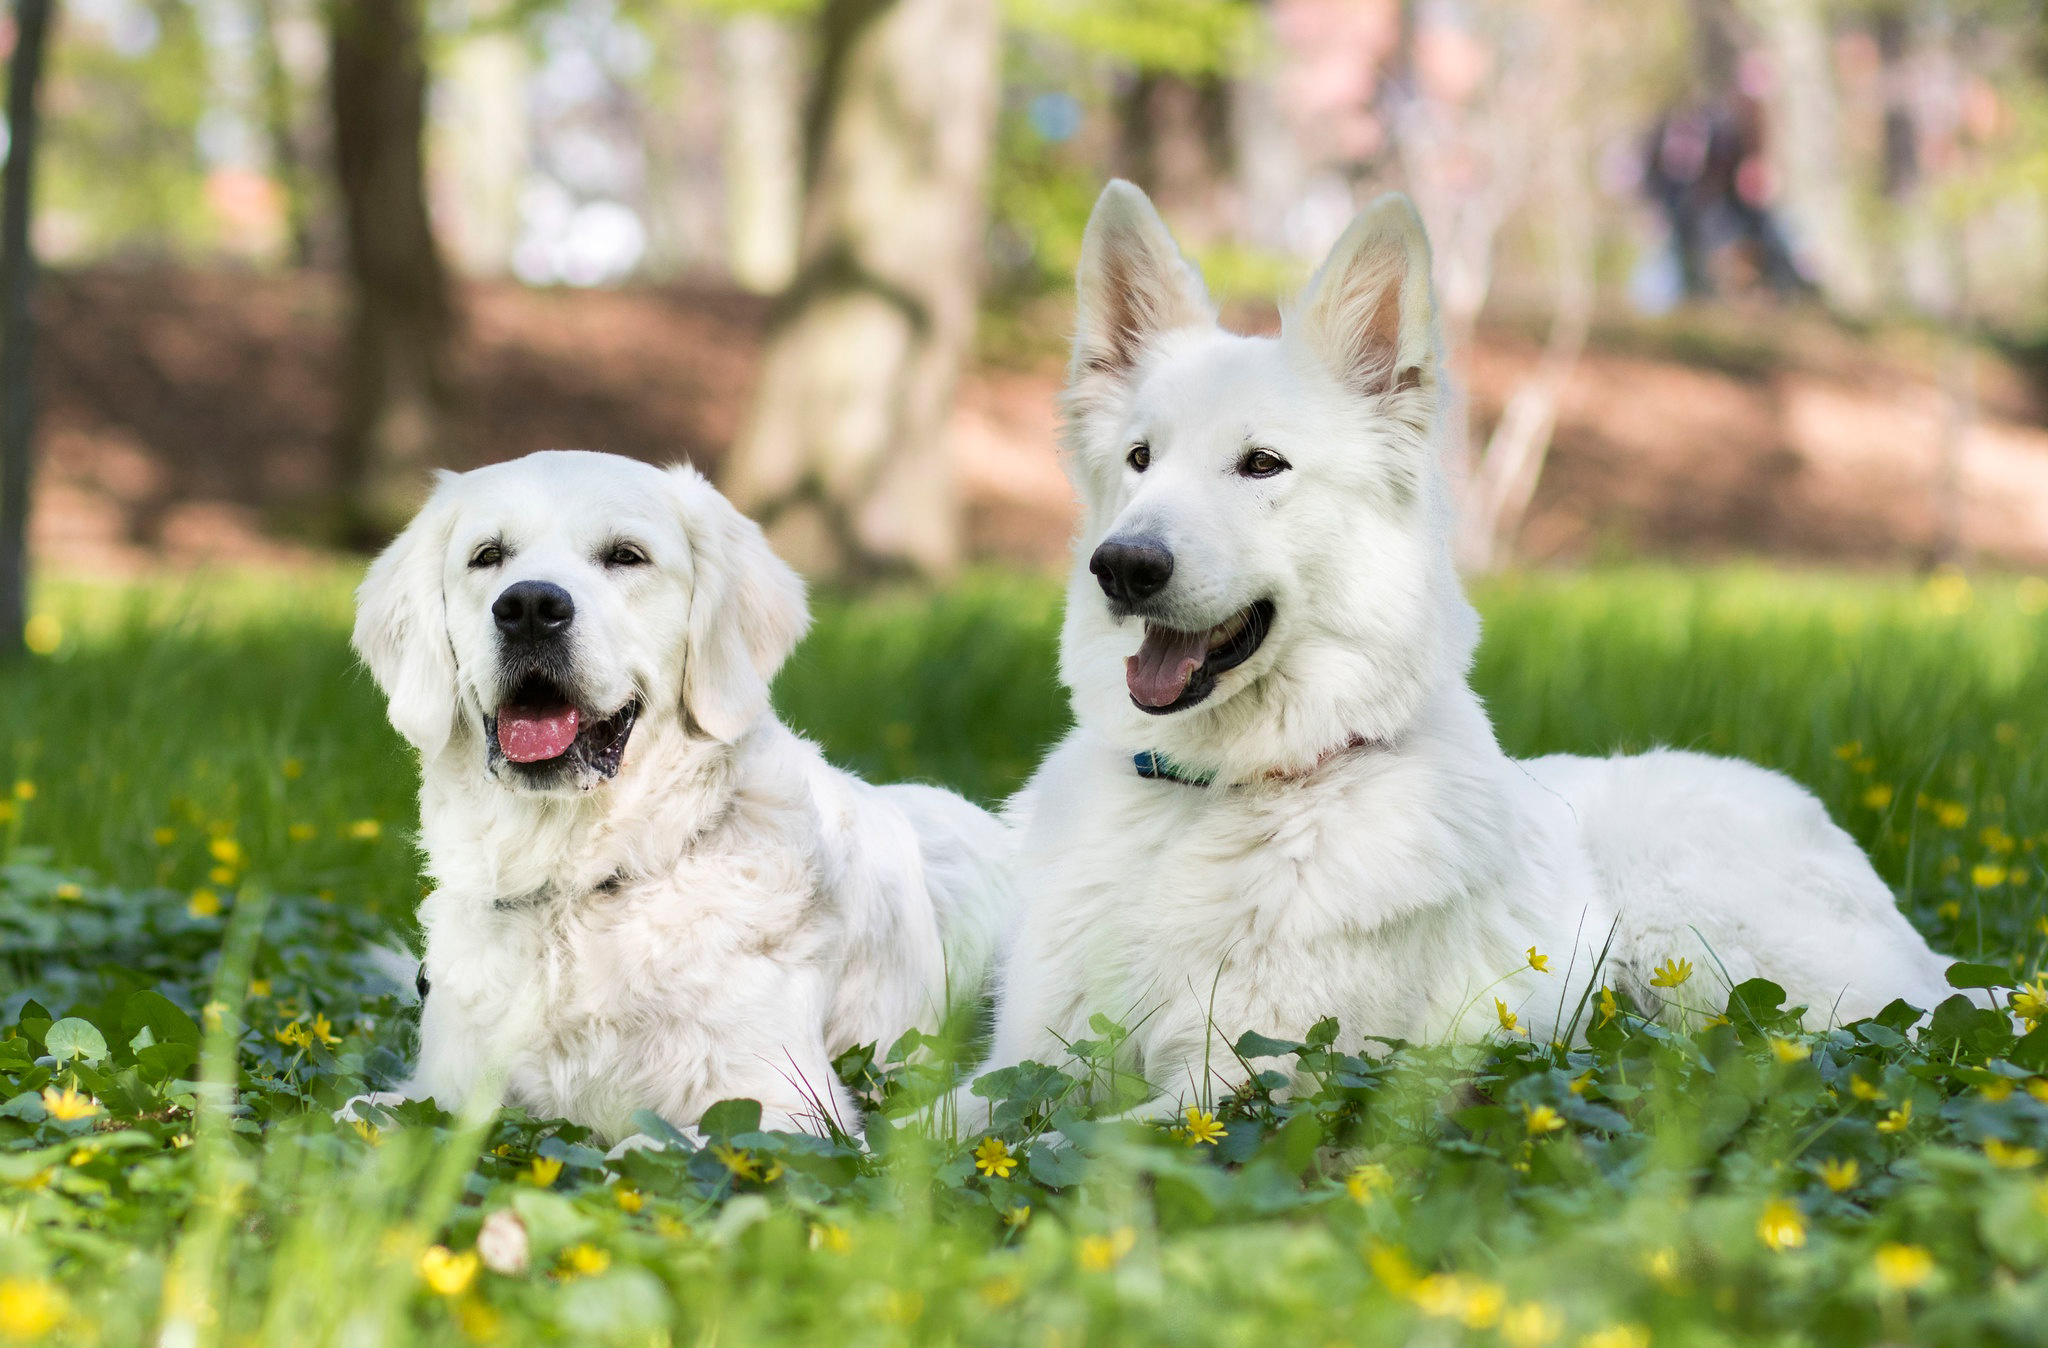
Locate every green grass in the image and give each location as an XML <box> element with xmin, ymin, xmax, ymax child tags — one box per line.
<box><xmin>3</xmin><ymin>564</ymin><xmax>2048</xmax><ymax>1346</ymax></box>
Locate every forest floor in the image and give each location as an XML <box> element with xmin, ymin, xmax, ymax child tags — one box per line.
<box><xmin>26</xmin><ymin>263</ymin><xmax>2048</xmax><ymax>574</ymax></box>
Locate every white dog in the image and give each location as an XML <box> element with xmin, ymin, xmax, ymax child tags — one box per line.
<box><xmin>353</xmin><ymin>451</ymin><xmax>1012</xmax><ymax>1141</ymax></box>
<box><xmin>962</xmin><ymin>183</ymin><xmax>1962</xmax><ymax>1123</ymax></box>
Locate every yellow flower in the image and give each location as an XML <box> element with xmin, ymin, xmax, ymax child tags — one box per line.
<box><xmin>1861</xmin><ymin>784</ymin><xmax>1894</xmax><ymax>810</ymax></box>
<box><xmin>1527</xmin><ymin>947</ymin><xmax>1550</xmax><ymax>973</ymax></box>
<box><xmin>417</xmin><ymin>1245</ymin><xmax>479</xmax><ymax>1297</ymax></box>
<box><xmin>208</xmin><ymin>838</ymin><xmax>242</xmax><ymax>866</ymax></box>
<box><xmin>22</xmin><ymin>613</ymin><xmax>61</xmax><ymax>655</ymax></box>
<box><xmin>208</xmin><ymin>866</ymin><xmax>236</xmax><ymax>886</ymax></box>
<box><xmin>1501</xmin><ymin>1302</ymin><xmax>1564</xmax><ymax>1348</ymax></box>
<box><xmin>201</xmin><ymin>1001</ymin><xmax>227</xmax><ymax>1032</ymax></box>
<box><xmin>1770</xmin><ymin>1038</ymin><xmax>1810</xmax><ymax>1064</ymax></box>
<box><xmin>979</xmin><ymin>1275</ymin><xmax>1021</xmax><ymax>1307</ymax></box>
<box><xmin>810</xmin><ymin>1222</ymin><xmax>851</xmax><ymax>1254</ymax></box>
<box><xmin>307</xmin><ymin>1013</ymin><xmax>339</xmax><ymax>1047</ymax></box>
<box><xmin>152</xmin><ymin>826</ymin><xmax>176</xmax><ymax>847</ymax></box>
<box><xmin>2030</xmin><ymin>1079</ymin><xmax>2048</xmax><ymax>1104</ymax></box>
<box><xmin>1568</xmin><ymin>1070</ymin><xmax>1594</xmax><ymax>1096</ymax></box>
<box><xmin>1181</xmin><ymin>1106</ymin><xmax>1227</xmax><ymax>1147</ymax></box>
<box><xmin>281</xmin><ymin>757</ymin><xmax>304</xmax><ymax>780</ymax></box>
<box><xmin>1366</xmin><ymin>1243</ymin><xmax>1420</xmax><ymax>1294</ymax></box>
<box><xmin>287</xmin><ymin>823</ymin><xmax>316</xmax><ymax>842</ymax></box>
<box><xmin>561</xmin><ymin>1244</ymin><xmax>609</xmax><ymax>1276</ymax></box>
<box><xmin>1077</xmin><ymin>1227</ymin><xmax>1136</xmax><ymax>1272</ymax></box>
<box><xmin>1872</xmin><ymin>1242</ymin><xmax>1934</xmax><ymax>1293</ymax></box>
<box><xmin>1495</xmin><ymin>999</ymin><xmax>1525</xmax><ymax>1037</ymax></box>
<box><xmin>525</xmin><ymin>1157</ymin><xmax>563</xmax><ymax>1187</ymax></box>
<box><xmin>1408</xmin><ymin>1272</ymin><xmax>1505</xmax><ymax>1329</ymax></box>
<box><xmin>1984</xmin><ymin>1078</ymin><xmax>2015</xmax><ymax>1103</ymax></box>
<box><xmin>1644</xmin><ymin>1247</ymin><xmax>1679</xmax><ymax>1285</ymax></box>
<box><xmin>1877</xmin><ymin>1101</ymin><xmax>1913</xmax><ymax>1134</ymax></box>
<box><xmin>169</xmin><ymin>1134</ymin><xmax>192</xmax><ymax>1149</ymax></box>
<box><xmin>1649</xmin><ymin>956</ymin><xmax>1692</xmax><ymax>989</ymax></box>
<box><xmin>455</xmin><ymin>1299</ymin><xmax>500</xmax><ymax>1342</ymax></box>
<box><xmin>2012</xmin><ymin>980</ymin><xmax>2047</xmax><ymax>1028</ymax></box>
<box><xmin>1982</xmin><ymin>826</ymin><xmax>2017</xmax><ymax>855</ymax></box>
<box><xmin>1833</xmin><ymin>741</ymin><xmax>1863</xmax><ymax>761</ymax></box>
<box><xmin>1937</xmin><ymin>900</ymin><xmax>1962</xmax><ymax>921</ymax></box>
<box><xmin>1933</xmin><ymin>800</ymin><xmax>1969</xmax><ymax>829</ymax></box>
<box><xmin>1580</xmin><ymin>1326</ymin><xmax>1650</xmax><ymax>1348</ymax></box>
<box><xmin>1004</xmin><ymin>1203</ymin><xmax>1031</xmax><ymax>1229</ymax></box>
<box><xmin>39</xmin><ymin>1086</ymin><xmax>101</xmax><ymax>1123</ymax></box>
<box><xmin>12</xmin><ymin>780</ymin><xmax>34</xmax><ymax>801</ymax></box>
<box><xmin>0</xmin><ymin>1275</ymin><xmax>66</xmax><ymax>1338</ymax></box>
<box><xmin>187</xmin><ymin>888</ymin><xmax>221</xmax><ymax>919</ymax></box>
<box><xmin>1597</xmin><ymin>986</ymin><xmax>1619</xmax><ymax>1026</ymax></box>
<box><xmin>52</xmin><ymin>882</ymin><xmax>81</xmax><ymax>901</ymax></box>
<box><xmin>1973</xmin><ymin>864</ymin><xmax>2008</xmax><ymax>889</ymax></box>
<box><xmin>1817</xmin><ymin>1157</ymin><xmax>1860</xmax><ymax>1192</ymax></box>
<box><xmin>1525</xmin><ymin>1104</ymin><xmax>1566</xmax><ymax>1135</ymax></box>
<box><xmin>615</xmin><ymin>1186</ymin><xmax>644</xmax><ymax>1213</ymax></box>
<box><xmin>1346</xmin><ymin>1162</ymin><xmax>1393</xmax><ymax>1204</ymax></box>
<box><xmin>1849</xmin><ymin>1076</ymin><xmax>1885</xmax><ymax>1103</ymax></box>
<box><xmin>275</xmin><ymin>1020</ymin><xmax>312</xmax><ymax>1050</ymax></box>
<box><xmin>709</xmin><ymin>1143</ymin><xmax>759</xmax><ymax>1181</ymax></box>
<box><xmin>973</xmin><ymin>1136</ymin><xmax>1018</xmax><ymax>1177</ymax></box>
<box><xmin>351</xmin><ymin>1120</ymin><xmax>383</xmax><ymax>1147</ymax></box>
<box><xmin>347</xmin><ymin>819</ymin><xmax>382</xmax><ymax>840</ymax></box>
<box><xmin>1757</xmin><ymin>1198</ymin><xmax>1806</xmax><ymax>1252</ymax></box>
<box><xmin>1984</xmin><ymin>1138</ymin><xmax>2040</xmax><ymax>1169</ymax></box>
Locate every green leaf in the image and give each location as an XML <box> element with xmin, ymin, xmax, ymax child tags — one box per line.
<box><xmin>1944</xmin><ymin>962</ymin><xmax>2013</xmax><ymax>990</ymax></box>
<box><xmin>1232</xmin><ymin>1030</ymin><xmax>1303</xmax><ymax>1059</ymax></box>
<box><xmin>123</xmin><ymin>990</ymin><xmax>200</xmax><ymax>1047</ymax></box>
<box><xmin>697</xmin><ymin>1098</ymin><xmax>762</xmax><ymax>1138</ymax></box>
<box><xmin>44</xmin><ymin>1017</ymin><xmax>109</xmax><ymax>1064</ymax></box>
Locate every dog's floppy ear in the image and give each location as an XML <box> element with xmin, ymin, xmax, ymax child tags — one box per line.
<box><xmin>1289</xmin><ymin>192</ymin><xmax>1438</xmax><ymax>414</ymax></box>
<box><xmin>353</xmin><ymin>472</ymin><xmax>462</xmax><ymax>758</ymax></box>
<box><xmin>671</xmin><ymin>465</ymin><xmax>809</xmax><ymax>743</ymax></box>
<box><xmin>1070</xmin><ymin>179</ymin><xmax>1215</xmax><ymax>386</ymax></box>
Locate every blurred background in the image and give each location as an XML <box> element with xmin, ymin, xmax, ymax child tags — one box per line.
<box><xmin>5</xmin><ymin>0</ymin><xmax>2048</xmax><ymax>587</ymax></box>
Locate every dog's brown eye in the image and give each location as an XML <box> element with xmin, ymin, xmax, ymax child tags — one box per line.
<box><xmin>1238</xmin><ymin>449</ymin><xmax>1289</xmax><ymax>479</ymax></box>
<box><xmin>1127</xmin><ymin>443</ymin><xmax>1151</xmax><ymax>472</ymax></box>
<box><xmin>604</xmin><ymin>543</ymin><xmax>649</xmax><ymax>568</ymax></box>
<box><xmin>469</xmin><ymin>543</ymin><xmax>503</xmax><ymax>569</ymax></box>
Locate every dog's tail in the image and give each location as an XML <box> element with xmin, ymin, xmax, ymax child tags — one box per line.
<box><xmin>886</xmin><ymin>784</ymin><xmax>1018</xmax><ymax>1005</ymax></box>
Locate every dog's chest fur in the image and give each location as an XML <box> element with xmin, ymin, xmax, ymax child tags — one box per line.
<box><xmin>413</xmin><ymin>735</ymin><xmax>847</xmax><ymax>1138</ymax></box>
<box><xmin>1014</xmin><ymin>703</ymin><xmax>1601</xmax><ymax>1070</ymax></box>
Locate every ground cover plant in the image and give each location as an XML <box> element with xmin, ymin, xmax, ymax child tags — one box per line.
<box><xmin>2</xmin><ymin>565</ymin><xmax>2047</xmax><ymax>1346</ymax></box>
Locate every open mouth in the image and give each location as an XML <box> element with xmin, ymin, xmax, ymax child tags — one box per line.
<box><xmin>483</xmin><ymin>675</ymin><xmax>640</xmax><ymax>781</ymax></box>
<box><xmin>1125</xmin><ymin>599</ymin><xmax>1274</xmax><ymax>715</ymax></box>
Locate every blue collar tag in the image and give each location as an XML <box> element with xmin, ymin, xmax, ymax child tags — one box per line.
<box><xmin>1133</xmin><ymin>750</ymin><xmax>1215</xmax><ymax>787</ymax></box>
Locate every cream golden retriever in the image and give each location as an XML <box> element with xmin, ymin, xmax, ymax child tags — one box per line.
<box><xmin>353</xmin><ymin>450</ymin><xmax>1011</xmax><ymax>1141</ymax></box>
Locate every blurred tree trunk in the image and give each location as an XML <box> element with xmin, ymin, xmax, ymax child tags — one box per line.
<box><xmin>724</xmin><ymin>0</ymin><xmax>998</xmax><ymax>577</ymax></box>
<box><xmin>0</xmin><ymin>0</ymin><xmax>53</xmax><ymax>662</ymax></box>
<box><xmin>1747</xmin><ymin>0</ymin><xmax>1877</xmax><ymax>313</ymax></box>
<box><xmin>1120</xmin><ymin>74</ymin><xmax>1232</xmax><ymax>246</ymax></box>
<box><xmin>440</xmin><ymin>0</ymin><xmax>528</xmax><ymax>278</ymax></box>
<box><xmin>720</xmin><ymin>15</ymin><xmax>804</xmax><ymax>292</ymax></box>
<box><xmin>253</xmin><ymin>0</ymin><xmax>314</xmax><ymax>266</ymax></box>
<box><xmin>328</xmin><ymin>0</ymin><xmax>460</xmax><ymax>542</ymax></box>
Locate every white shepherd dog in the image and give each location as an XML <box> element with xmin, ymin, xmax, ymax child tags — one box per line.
<box><xmin>962</xmin><ymin>182</ymin><xmax>1963</xmax><ymax>1123</ymax></box>
<box><xmin>353</xmin><ymin>451</ymin><xmax>1011</xmax><ymax>1141</ymax></box>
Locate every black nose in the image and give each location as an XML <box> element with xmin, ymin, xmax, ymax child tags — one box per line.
<box><xmin>492</xmin><ymin>581</ymin><xmax>575</xmax><ymax>643</ymax></box>
<box><xmin>1089</xmin><ymin>536</ymin><xmax>1174</xmax><ymax>606</ymax></box>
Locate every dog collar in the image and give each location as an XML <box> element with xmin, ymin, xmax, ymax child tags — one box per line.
<box><xmin>1134</xmin><ymin>735</ymin><xmax>1377</xmax><ymax>789</ymax></box>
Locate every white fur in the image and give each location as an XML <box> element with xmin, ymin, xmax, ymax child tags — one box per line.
<box><xmin>354</xmin><ymin>451</ymin><xmax>1012</xmax><ymax>1141</ymax></box>
<box><xmin>964</xmin><ymin>183</ymin><xmax>1961</xmax><ymax>1126</ymax></box>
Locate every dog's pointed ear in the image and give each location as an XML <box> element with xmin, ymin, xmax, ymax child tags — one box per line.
<box><xmin>1070</xmin><ymin>179</ymin><xmax>1215</xmax><ymax>385</ymax></box>
<box><xmin>353</xmin><ymin>472</ymin><xmax>462</xmax><ymax>759</ymax></box>
<box><xmin>1289</xmin><ymin>192</ymin><xmax>1438</xmax><ymax>414</ymax></box>
<box><xmin>672</xmin><ymin>466</ymin><xmax>809</xmax><ymax>743</ymax></box>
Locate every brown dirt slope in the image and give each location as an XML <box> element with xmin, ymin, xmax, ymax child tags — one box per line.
<box><xmin>24</xmin><ymin>265</ymin><xmax>2048</xmax><ymax>573</ymax></box>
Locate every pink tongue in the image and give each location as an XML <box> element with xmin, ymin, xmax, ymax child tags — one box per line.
<box><xmin>497</xmin><ymin>704</ymin><xmax>580</xmax><ymax>762</ymax></box>
<box><xmin>1126</xmin><ymin>625</ymin><xmax>1210</xmax><ymax>708</ymax></box>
